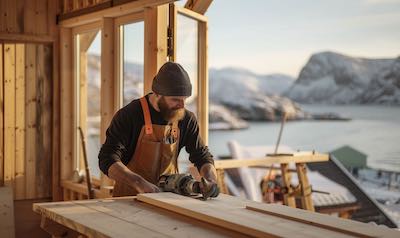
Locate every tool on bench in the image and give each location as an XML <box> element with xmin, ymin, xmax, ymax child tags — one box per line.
<box><xmin>158</xmin><ymin>174</ymin><xmax>219</xmax><ymax>200</ymax></box>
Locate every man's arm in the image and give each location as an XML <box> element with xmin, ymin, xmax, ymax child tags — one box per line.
<box><xmin>199</xmin><ymin>163</ymin><xmax>217</xmax><ymax>183</ymax></box>
<box><xmin>108</xmin><ymin>162</ymin><xmax>159</xmax><ymax>193</ymax></box>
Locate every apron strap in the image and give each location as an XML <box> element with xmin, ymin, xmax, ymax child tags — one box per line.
<box><xmin>171</xmin><ymin>120</ymin><xmax>178</xmax><ymax>139</ymax></box>
<box><xmin>140</xmin><ymin>97</ymin><xmax>153</xmax><ymax>135</ymax></box>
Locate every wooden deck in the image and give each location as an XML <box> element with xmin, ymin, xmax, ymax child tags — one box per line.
<box><xmin>33</xmin><ymin>193</ymin><xmax>400</xmax><ymax>238</ymax></box>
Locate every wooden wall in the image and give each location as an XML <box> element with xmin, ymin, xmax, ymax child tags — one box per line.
<box><xmin>0</xmin><ymin>42</ymin><xmax>53</xmax><ymax>200</ymax></box>
<box><xmin>0</xmin><ymin>0</ymin><xmax>58</xmax><ymax>39</ymax></box>
<box><xmin>0</xmin><ymin>0</ymin><xmax>59</xmax><ymax>200</ymax></box>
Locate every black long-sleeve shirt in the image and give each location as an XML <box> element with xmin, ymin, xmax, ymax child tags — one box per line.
<box><xmin>98</xmin><ymin>94</ymin><xmax>214</xmax><ymax>176</ymax></box>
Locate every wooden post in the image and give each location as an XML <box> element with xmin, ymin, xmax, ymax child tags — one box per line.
<box><xmin>296</xmin><ymin>163</ymin><xmax>315</xmax><ymax>211</ymax></box>
<box><xmin>50</xmin><ymin>0</ymin><xmax>63</xmax><ymax>201</ymax></box>
<box><xmin>280</xmin><ymin>163</ymin><xmax>296</xmax><ymax>207</ymax></box>
<box><xmin>198</xmin><ymin>20</ymin><xmax>208</xmax><ymax>144</ymax></box>
<box><xmin>100</xmin><ymin>18</ymin><xmax>115</xmax><ymax>189</ymax></box>
<box><xmin>143</xmin><ymin>4</ymin><xmax>168</xmax><ymax>94</ymax></box>
<box><xmin>60</xmin><ymin>28</ymin><xmax>74</xmax><ymax>190</ymax></box>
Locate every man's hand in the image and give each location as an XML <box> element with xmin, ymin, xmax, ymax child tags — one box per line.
<box><xmin>108</xmin><ymin>162</ymin><xmax>160</xmax><ymax>194</ymax></box>
<box><xmin>199</xmin><ymin>177</ymin><xmax>219</xmax><ymax>198</ymax></box>
<box><xmin>134</xmin><ymin>178</ymin><xmax>160</xmax><ymax>194</ymax></box>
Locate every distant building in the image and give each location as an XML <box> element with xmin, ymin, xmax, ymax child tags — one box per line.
<box><xmin>330</xmin><ymin>145</ymin><xmax>368</xmax><ymax>176</ymax></box>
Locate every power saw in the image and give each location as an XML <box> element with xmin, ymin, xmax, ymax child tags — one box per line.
<box><xmin>158</xmin><ymin>174</ymin><xmax>218</xmax><ymax>200</ymax></box>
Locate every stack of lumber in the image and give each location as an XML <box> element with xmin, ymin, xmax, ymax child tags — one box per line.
<box><xmin>33</xmin><ymin>193</ymin><xmax>400</xmax><ymax>238</ymax></box>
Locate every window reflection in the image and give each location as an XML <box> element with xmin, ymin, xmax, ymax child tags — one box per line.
<box><xmin>122</xmin><ymin>22</ymin><xmax>144</xmax><ymax>106</ymax></box>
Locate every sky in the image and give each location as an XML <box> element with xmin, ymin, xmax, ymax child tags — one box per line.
<box><xmin>205</xmin><ymin>0</ymin><xmax>400</xmax><ymax>77</ymax></box>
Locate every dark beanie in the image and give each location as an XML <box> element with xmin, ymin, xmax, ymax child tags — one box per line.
<box><xmin>152</xmin><ymin>62</ymin><xmax>192</xmax><ymax>96</ymax></box>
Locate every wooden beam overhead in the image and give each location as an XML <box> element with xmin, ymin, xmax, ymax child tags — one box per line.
<box><xmin>184</xmin><ymin>0</ymin><xmax>213</xmax><ymax>15</ymax></box>
<box><xmin>59</xmin><ymin>0</ymin><xmax>175</xmax><ymax>28</ymax></box>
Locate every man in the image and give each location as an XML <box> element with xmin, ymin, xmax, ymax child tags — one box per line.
<box><xmin>98</xmin><ymin>62</ymin><xmax>219</xmax><ymax>197</ymax></box>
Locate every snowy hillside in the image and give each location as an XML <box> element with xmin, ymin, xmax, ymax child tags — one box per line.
<box><xmin>209</xmin><ymin>67</ymin><xmax>308</xmax><ymax>121</ymax></box>
<box><xmin>285</xmin><ymin>52</ymin><xmax>398</xmax><ymax>104</ymax></box>
<box><xmin>361</xmin><ymin>57</ymin><xmax>400</xmax><ymax>104</ymax></box>
<box><xmin>210</xmin><ymin>67</ymin><xmax>294</xmax><ymax>95</ymax></box>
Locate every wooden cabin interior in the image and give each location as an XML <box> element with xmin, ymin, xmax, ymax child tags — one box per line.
<box><xmin>1</xmin><ymin>1</ymin><xmax>399</xmax><ymax>237</ymax></box>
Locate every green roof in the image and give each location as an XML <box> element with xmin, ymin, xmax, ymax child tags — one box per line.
<box><xmin>330</xmin><ymin>145</ymin><xmax>367</xmax><ymax>168</ymax></box>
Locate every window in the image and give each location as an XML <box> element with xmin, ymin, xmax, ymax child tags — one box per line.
<box><xmin>74</xmin><ymin>28</ymin><xmax>102</xmax><ymax>178</ymax></box>
<box><xmin>119</xmin><ymin>21</ymin><xmax>145</xmax><ymax>106</ymax></box>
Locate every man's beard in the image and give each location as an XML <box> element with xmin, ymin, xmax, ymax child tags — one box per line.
<box><xmin>158</xmin><ymin>97</ymin><xmax>185</xmax><ymax>122</ymax></box>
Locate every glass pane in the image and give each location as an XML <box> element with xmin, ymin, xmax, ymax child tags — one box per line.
<box><xmin>77</xmin><ymin>30</ymin><xmax>101</xmax><ymax>178</ymax></box>
<box><xmin>177</xmin><ymin>13</ymin><xmax>198</xmax><ymax>115</ymax></box>
<box><xmin>176</xmin><ymin>14</ymin><xmax>199</xmax><ymax>172</ymax></box>
<box><xmin>123</xmin><ymin>22</ymin><xmax>144</xmax><ymax>106</ymax></box>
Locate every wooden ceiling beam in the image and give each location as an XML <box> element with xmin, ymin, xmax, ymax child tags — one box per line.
<box><xmin>184</xmin><ymin>0</ymin><xmax>212</xmax><ymax>15</ymax></box>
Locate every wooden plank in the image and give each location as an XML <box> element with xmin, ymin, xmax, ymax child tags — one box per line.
<box><xmin>35</xmin><ymin>0</ymin><xmax>48</xmax><ymax>35</ymax></box>
<box><xmin>246</xmin><ymin>203</ymin><xmax>400</xmax><ymax>238</ymax></box>
<box><xmin>137</xmin><ymin>193</ymin><xmax>355</xmax><ymax>238</ymax></box>
<box><xmin>25</xmin><ymin>44</ymin><xmax>37</xmax><ymax>199</ymax></box>
<box><xmin>177</xmin><ymin>5</ymin><xmax>208</xmax><ymax>22</ymax></box>
<box><xmin>23</xmin><ymin>0</ymin><xmax>36</xmax><ymax>34</ymax></box>
<box><xmin>74</xmin><ymin>197</ymin><xmax>247</xmax><ymax>238</ymax></box>
<box><xmin>60</xmin><ymin>27</ymin><xmax>73</xmax><ymax>183</ymax></box>
<box><xmin>16</xmin><ymin>0</ymin><xmax>24</xmax><ymax>33</ymax></box>
<box><xmin>0</xmin><ymin>1</ymin><xmax>5</xmax><ymax>32</ymax></box>
<box><xmin>47</xmin><ymin>0</ymin><xmax>59</xmax><ymax>37</ymax></box>
<box><xmin>198</xmin><ymin>20</ymin><xmax>208</xmax><ymax>143</ymax></box>
<box><xmin>33</xmin><ymin>200</ymin><xmax>169</xmax><ymax>238</ymax></box>
<box><xmin>4</xmin><ymin>44</ymin><xmax>16</xmax><ymax>190</ymax></box>
<box><xmin>5</xmin><ymin>0</ymin><xmax>18</xmax><ymax>33</ymax></box>
<box><xmin>0</xmin><ymin>186</ymin><xmax>15</xmax><ymax>238</ymax></box>
<box><xmin>15</xmin><ymin>43</ymin><xmax>26</xmax><ymax>200</ymax></box>
<box><xmin>36</xmin><ymin>44</ymin><xmax>52</xmax><ymax>198</ymax></box>
<box><xmin>0</xmin><ymin>33</ymin><xmax>54</xmax><ymax>43</ymax></box>
<box><xmin>184</xmin><ymin>0</ymin><xmax>213</xmax><ymax>15</ymax></box>
<box><xmin>214</xmin><ymin>153</ymin><xmax>329</xmax><ymax>169</ymax></box>
<box><xmin>0</xmin><ymin>43</ymin><xmax>3</xmax><ymax>186</ymax></box>
<box><xmin>59</xmin><ymin>0</ymin><xmax>174</xmax><ymax>27</ymax></box>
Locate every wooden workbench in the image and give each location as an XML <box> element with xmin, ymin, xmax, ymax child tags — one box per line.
<box><xmin>33</xmin><ymin>193</ymin><xmax>400</xmax><ymax>238</ymax></box>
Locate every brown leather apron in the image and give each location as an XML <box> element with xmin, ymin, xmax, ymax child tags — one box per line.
<box><xmin>113</xmin><ymin>97</ymin><xmax>180</xmax><ymax>196</ymax></box>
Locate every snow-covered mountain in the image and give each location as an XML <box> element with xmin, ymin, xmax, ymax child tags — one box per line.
<box><xmin>285</xmin><ymin>51</ymin><xmax>399</xmax><ymax>104</ymax></box>
<box><xmin>361</xmin><ymin>57</ymin><xmax>400</xmax><ymax>104</ymax></box>
<box><xmin>209</xmin><ymin>67</ymin><xmax>307</xmax><ymax>121</ymax></box>
<box><xmin>210</xmin><ymin>67</ymin><xmax>294</xmax><ymax>95</ymax></box>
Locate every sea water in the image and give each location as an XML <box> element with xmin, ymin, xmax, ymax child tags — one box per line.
<box><xmin>208</xmin><ymin>104</ymin><xmax>400</xmax><ymax>172</ymax></box>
